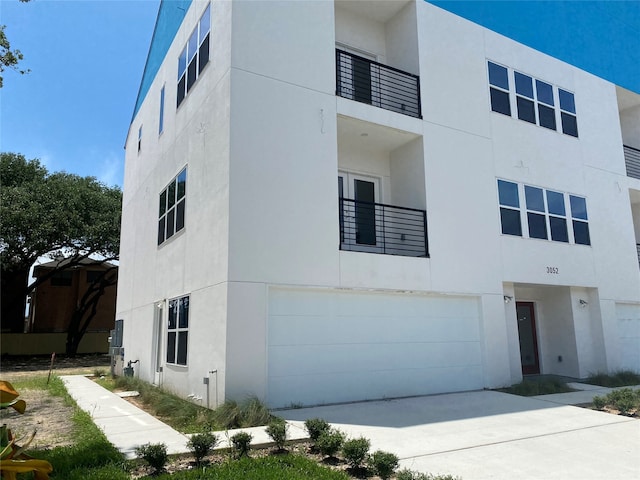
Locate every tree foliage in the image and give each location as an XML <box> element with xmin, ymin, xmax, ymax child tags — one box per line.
<box><xmin>0</xmin><ymin>0</ymin><xmax>31</xmax><ymax>88</ymax></box>
<box><xmin>0</xmin><ymin>152</ymin><xmax>122</xmax><ymax>335</ymax></box>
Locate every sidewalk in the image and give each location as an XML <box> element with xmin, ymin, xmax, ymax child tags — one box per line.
<box><xmin>60</xmin><ymin>375</ymin><xmax>307</xmax><ymax>459</ymax></box>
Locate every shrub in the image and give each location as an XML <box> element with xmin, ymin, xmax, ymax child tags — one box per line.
<box><xmin>592</xmin><ymin>395</ymin><xmax>606</xmax><ymax>410</ymax></box>
<box><xmin>342</xmin><ymin>437</ymin><xmax>370</xmax><ymax>469</ymax></box>
<box><xmin>607</xmin><ymin>388</ymin><xmax>637</xmax><ymax>415</ymax></box>
<box><xmin>369</xmin><ymin>450</ymin><xmax>399</xmax><ymax>479</ymax></box>
<box><xmin>304</xmin><ymin>418</ymin><xmax>331</xmax><ymax>442</ymax></box>
<box><xmin>266</xmin><ymin>420</ymin><xmax>288</xmax><ymax>450</ymax></box>
<box><xmin>316</xmin><ymin>428</ymin><xmax>345</xmax><ymax>458</ymax></box>
<box><xmin>396</xmin><ymin>471</ymin><xmax>461</xmax><ymax>480</ymax></box>
<box><xmin>215</xmin><ymin>396</ymin><xmax>274</xmax><ymax>429</ymax></box>
<box><xmin>135</xmin><ymin>442</ymin><xmax>168</xmax><ymax>473</ymax></box>
<box><xmin>187</xmin><ymin>431</ymin><xmax>218</xmax><ymax>465</ymax></box>
<box><xmin>586</xmin><ymin>370</ymin><xmax>640</xmax><ymax>388</ymax></box>
<box><xmin>231</xmin><ymin>431</ymin><xmax>253</xmax><ymax>458</ymax></box>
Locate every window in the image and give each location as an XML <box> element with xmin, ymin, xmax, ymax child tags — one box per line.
<box><xmin>167</xmin><ymin>296</ymin><xmax>189</xmax><ymax>366</ymax></box>
<box><xmin>86</xmin><ymin>270</ymin><xmax>103</xmax><ymax>283</ymax></box>
<box><xmin>137</xmin><ymin>126</ymin><xmax>142</xmax><ymax>152</ymax></box>
<box><xmin>570</xmin><ymin>195</ymin><xmax>590</xmax><ymax>245</ymax></box>
<box><xmin>487</xmin><ymin>61</ymin><xmax>576</xmax><ymax>137</ymax></box>
<box><xmin>559</xmin><ymin>89</ymin><xmax>578</xmax><ymax>137</ymax></box>
<box><xmin>159</xmin><ymin>86</ymin><xmax>165</xmax><ymax>134</ymax></box>
<box><xmin>498</xmin><ymin>180</ymin><xmax>522</xmax><ymax>236</ymax></box>
<box><xmin>158</xmin><ymin>168</ymin><xmax>187</xmax><ymax>245</ymax></box>
<box><xmin>488</xmin><ymin>62</ymin><xmax>511</xmax><ymax>116</ymax></box>
<box><xmin>177</xmin><ymin>4</ymin><xmax>211</xmax><ymax>107</ymax></box>
<box><xmin>51</xmin><ymin>270</ymin><xmax>72</xmax><ymax>287</ymax></box>
<box><xmin>498</xmin><ymin>180</ymin><xmax>590</xmax><ymax>245</ymax></box>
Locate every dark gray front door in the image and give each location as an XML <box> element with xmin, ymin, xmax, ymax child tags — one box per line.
<box><xmin>516</xmin><ymin>302</ymin><xmax>540</xmax><ymax>375</ymax></box>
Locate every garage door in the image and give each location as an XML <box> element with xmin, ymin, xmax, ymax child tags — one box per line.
<box><xmin>267</xmin><ymin>288</ymin><xmax>483</xmax><ymax>408</ymax></box>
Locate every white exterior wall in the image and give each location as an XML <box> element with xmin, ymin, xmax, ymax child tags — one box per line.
<box><xmin>118</xmin><ymin>0</ymin><xmax>640</xmax><ymax>409</ymax></box>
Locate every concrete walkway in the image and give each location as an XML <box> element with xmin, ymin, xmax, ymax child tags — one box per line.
<box><xmin>63</xmin><ymin>375</ymin><xmax>640</xmax><ymax>478</ymax></box>
<box><xmin>60</xmin><ymin>376</ymin><xmax>307</xmax><ymax>459</ymax></box>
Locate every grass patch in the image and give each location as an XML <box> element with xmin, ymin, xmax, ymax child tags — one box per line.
<box><xmin>499</xmin><ymin>379</ymin><xmax>575</xmax><ymax>396</ymax></box>
<box><xmin>99</xmin><ymin>376</ymin><xmax>276</xmax><ymax>433</ymax></box>
<box><xmin>15</xmin><ymin>375</ymin><xmax>131</xmax><ymax>479</ymax></box>
<box><xmin>153</xmin><ymin>454</ymin><xmax>351</xmax><ymax>480</ymax></box>
<box><xmin>585</xmin><ymin>370</ymin><xmax>640</xmax><ymax>388</ymax></box>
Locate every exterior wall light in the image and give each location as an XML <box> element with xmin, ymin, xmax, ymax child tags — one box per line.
<box><xmin>579</xmin><ymin>299</ymin><xmax>588</xmax><ymax>307</ymax></box>
<box><xmin>504</xmin><ymin>295</ymin><xmax>513</xmax><ymax>304</ymax></box>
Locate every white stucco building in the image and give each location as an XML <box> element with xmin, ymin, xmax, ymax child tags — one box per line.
<box><xmin>117</xmin><ymin>0</ymin><xmax>640</xmax><ymax>408</ymax></box>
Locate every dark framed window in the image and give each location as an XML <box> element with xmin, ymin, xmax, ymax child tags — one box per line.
<box><xmin>177</xmin><ymin>4</ymin><xmax>211</xmax><ymax>108</ymax></box>
<box><xmin>498</xmin><ymin>180</ymin><xmax>590</xmax><ymax>246</ymax></box>
<box><xmin>487</xmin><ymin>62</ymin><xmax>576</xmax><ymax>136</ymax></box>
<box><xmin>167</xmin><ymin>296</ymin><xmax>189</xmax><ymax>366</ymax></box>
<box><xmin>51</xmin><ymin>270</ymin><xmax>73</xmax><ymax>287</ymax></box>
<box><xmin>158</xmin><ymin>168</ymin><xmax>187</xmax><ymax>245</ymax></box>
<box><xmin>159</xmin><ymin>86</ymin><xmax>165</xmax><ymax>134</ymax></box>
<box><xmin>488</xmin><ymin>62</ymin><xmax>511</xmax><ymax>116</ymax></box>
<box><xmin>559</xmin><ymin>89</ymin><xmax>578</xmax><ymax>137</ymax></box>
<box><xmin>498</xmin><ymin>180</ymin><xmax>522</xmax><ymax>236</ymax></box>
<box><xmin>570</xmin><ymin>195</ymin><xmax>590</xmax><ymax>245</ymax></box>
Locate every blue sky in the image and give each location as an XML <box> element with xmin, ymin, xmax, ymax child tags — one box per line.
<box><xmin>1</xmin><ymin>0</ymin><xmax>638</xmax><ymax>188</ymax></box>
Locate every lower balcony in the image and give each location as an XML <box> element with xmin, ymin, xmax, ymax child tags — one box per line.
<box><xmin>339</xmin><ymin>198</ymin><xmax>428</xmax><ymax>258</ymax></box>
<box><xmin>625</xmin><ymin>145</ymin><xmax>640</xmax><ymax>180</ymax></box>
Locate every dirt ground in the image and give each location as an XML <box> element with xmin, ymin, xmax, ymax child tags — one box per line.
<box><xmin>0</xmin><ymin>354</ymin><xmax>112</xmax><ymax>450</ymax></box>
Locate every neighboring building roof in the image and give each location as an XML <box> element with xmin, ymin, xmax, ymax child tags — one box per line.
<box><xmin>132</xmin><ymin>0</ymin><xmax>192</xmax><ymax>122</ymax></box>
<box><xmin>33</xmin><ymin>258</ymin><xmax>117</xmax><ymax>274</ymax></box>
<box><xmin>429</xmin><ymin>1</ymin><xmax>640</xmax><ymax>94</ymax></box>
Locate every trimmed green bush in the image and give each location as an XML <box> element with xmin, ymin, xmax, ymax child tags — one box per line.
<box><xmin>316</xmin><ymin>428</ymin><xmax>345</xmax><ymax>458</ymax></box>
<box><xmin>304</xmin><ymin>418</ymin><xmax>331</xmax><ymax>443</ymax></box>
<box><xmin>135</xmin><ymin>442</ymin><xmax>168</xmax><ymax>473</ymax></box>
<box><xmin>592</xmin><ymin>395</ymin><xmax>606</xmax><ymax>410</ymax></box>
<box><xmin>231</xmin><ymin>431</ymin><xmax>253</xmax><ymax>458</ymax></box>
<box><xmin>341</xmin><ymin>437</ymin><xmax>370</xmax><ymax>469</ymax></box>
<box><xmin>266</xmin><ymin>420</ymin><xmax>289</xmax><ymax>450</ymax></box>
<box><xmin>607</xmin><ymin>388</ymin><xmax>637</xmax><ymax>415</ymax></box>
<box><xmin>369</xmin><ymin>450</ymin><xmax>399</xmax><ymax>479</ymax></box>
<box><xmin>187</xmin><ymin>431</ymin><xmax>218</xmax><ymax>465</ymax></box>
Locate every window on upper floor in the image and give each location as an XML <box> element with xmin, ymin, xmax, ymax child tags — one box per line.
<box><xmin>138</xmin><ymin>126</ymin><xmax>142</xmax><ymax>152</ymax></box>
<box><xmin>498</xmin><ymin>180</ymin><xmax>590</xmax><ymax>245</ymax></box>
<box><xmin>158</xmin><ymin>167</ymin><xmax>187</xmax><ymax>246</ymax></box>
<box><xmin>51</xmin><ymin>270</ymin><xmax>73</xmax><ymax>287</ymax></box>
<box><xmin>167</xmin><ymin>295</ymin><xmax>189</xmax><ymax>366</ymax></box>
<box><xmin>177</xmin><ymin>4</ymin><xmax>211</xmax><ymax>108</ymax></box>
<box><xmin>487</xmin><ymin>61</ymin><xmax>578</xmax><ymax>138</ymax></box>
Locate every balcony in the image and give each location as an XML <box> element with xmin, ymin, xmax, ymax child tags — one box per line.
<box><xmin>336</xmin><ymin>49</ymin><xmax>421</xmax><ymax>119</ymax></box>
<box><xmin>624</xmin><ymin>145</ymin><xmax>640</xmax><ymax>180</ymax></box>
<box><xmin>339</xmin><ymin>198</ymin><xmax>428</xmax><ymax>257</ymax></box>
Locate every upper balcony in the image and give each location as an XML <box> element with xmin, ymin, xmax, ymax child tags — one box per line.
<box><xmin>336</xmin><ymin>49</ymin><xmax>421</xmax><ymax>119</ymax></box>
<box><xmin>625</xmin><ymin>145</ymin><xmax>640</xmax><ymax>180</ymax></box>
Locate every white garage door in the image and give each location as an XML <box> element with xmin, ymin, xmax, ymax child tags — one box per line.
<box><xmin>616</xmin><ymin>304</ymin><xmax>640</xmax><ymax>372</ymax></box>
<box><xmin>267</xmin><ymin>288</ymin><xmax>483</xmax><ymax>408</ymax></box>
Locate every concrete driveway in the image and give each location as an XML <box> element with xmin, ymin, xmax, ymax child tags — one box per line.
<box><xmin>280</xmin><ymin>390</ymin><xmax>639</xmax><ymax>480</ymax></box>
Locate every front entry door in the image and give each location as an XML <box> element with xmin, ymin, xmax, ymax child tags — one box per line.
<box><xmin>516</xmin><ymin>302</ymin><xmax>540</xmax><ymax>375</ymax></box>
<box><xmin>338</xmin><ymin>172</ymin><xmax>381</xmax><ymax>252</ymax></box>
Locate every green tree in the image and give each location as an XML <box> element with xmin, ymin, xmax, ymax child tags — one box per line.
<box><xmin>0</xmin><ymin>152</ymin><xmax>122</xmax><ymax>350</ymax></box>
<box><xmin>0</xmin><ymin>0</ymin><xmax>31</xmax><ymax>87</ymax></box>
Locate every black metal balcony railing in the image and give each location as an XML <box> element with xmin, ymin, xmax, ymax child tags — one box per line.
<box><xmin>336</xmin><ymin>49</ymin><xmax>421</xmax><ymax>119</ymax></box>
<box><xmin>339</xmin><ymin>198</ymin><xmax>428</xmax><ymax>257</ymax></box>
<box><xmin>624</xmin><ymin>145</ymin><xmax>640</xmax><ymax>180</ymax></box>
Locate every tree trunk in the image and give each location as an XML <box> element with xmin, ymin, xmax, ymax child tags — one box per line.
<box><xmin>0</xmin><ymin>268</ymin><xmax>29</xmax><ymax>332</ymax></box>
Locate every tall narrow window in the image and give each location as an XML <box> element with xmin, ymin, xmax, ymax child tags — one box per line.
<box><xmin>515</xmin><ymin>71</ymin><xmax>535</xmax><ymax>124</ymax></box>
<box><xmin>167</xmin><ymin>295</ymin><xmax>189</xmax><ymax>366</ymax></box>
<box><xmin>137</xmin><ymin>126</ymin><xmax>142</xmax><ymax>152</ymax></box>
<box><xmin>559</xmin><ymin>89</ymin><xmax>578</xmax><ymax>137</ymax></box>
<box><xmin>159</xmin><ymin>86</ymin><xmax>165</xmax><ymax>134</ymax></box>
<box><xmin>536</xmin><ymin>80</ymin><xmax>556</xmax><ymax>130</ymax></box>
<box><xmin>488</xmin><ymin>62</ymin><xmax>511</xmax><ymax>116</ymax></box>
<box><xmin>546</xmin><ymin>190</ymin><xmax>568</xmax><ymax>242</ymax></box>
<box><xmin>177</xmin><ymin>4</ymin><xmax>211</xmax><ymax>107</ymax></box>
<box><xmin>158</xmin><ymin>167</ymin><xmax>187</xmax><ymax>245</ymax></box>
<box><xmin>525</xmin><ymin>186</ymin><xmax>547</xmax><ymax>239</ymax></box>
<box><xmin>570</xmin><ymin>195</ymin><xmax>590</xmax><ymax>245</ymax></box>
<box><xmin>498</xmin><ymin>180</ymin><xmax>522</xmax><ymax>236</ymax></box>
